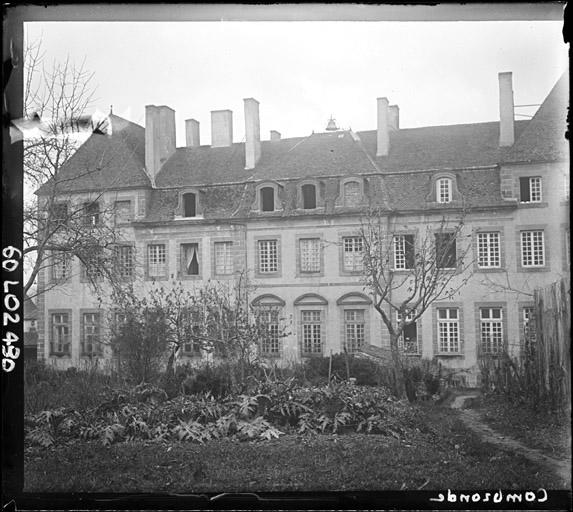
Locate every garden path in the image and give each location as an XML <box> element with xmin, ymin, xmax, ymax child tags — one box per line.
<box><xmin>451</xmin><ymin>393</ymin><xmax>570</xmax><ymax>485</ymax></box>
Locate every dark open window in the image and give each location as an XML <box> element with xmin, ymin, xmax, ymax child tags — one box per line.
<box><xmin>183</xmin><ymin>193</ymin><xmax>197</xmax><ymax>217</ymax></box>
<box><xmin>51</xmin><ymin>203</ymin><xmax>68</xmax><ymax>224</ymax></box>
<box><xmin>260</xmin><ymin>187</ymin><xmax>275</xmax><ymax>212</ymax></box>
<box><xmin>84</xmin><ymin>202</ymin><xmax>100</xmax><ymax>226</ymax></box>
<box><xmin>301</xmin><ymin>184</ymin><xmax>317</xmax><ymax>209</ymax></box>
<box><xmin>181</xmin><ymin>243</ymin><xmax>200</xmax><ymax>276</ymax></box>
<box><xmin>435</xmin><ymin>233</ymin><xmax>457</xmax><ymax>269</ymax></box>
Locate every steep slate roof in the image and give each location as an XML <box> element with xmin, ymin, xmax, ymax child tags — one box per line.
<box><xmin>358</xmin><ymin>121</ymin><xmax>529</xmax><ymax>172</ymax></box>
<box><xmin>36</xmin><ymin>114</ymin><xmax>150</xmax><ymax>195</ymax></box>
<box><xmin>503</xmin><ymin>72</ymin><xmax>569</xmax><ymax>164</ymax></box>
<box><xmin>155</xmin><ymin>131</ymin><xmax>378</xmax><ymax>188</ymax></box>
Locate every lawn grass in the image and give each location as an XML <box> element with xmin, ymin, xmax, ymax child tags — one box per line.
<box><xmin>24</xmin><ymin>405</ymin><xmax>567</xmax><ymax>492</ymax></box>
<box><xmin>467</xmin><ymin>394</ymin><xmax>571</xmax><ymax>458</ymax></box>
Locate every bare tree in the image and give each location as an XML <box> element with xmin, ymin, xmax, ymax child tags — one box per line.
<box><xmin>361</xmin><ymin>208</ymin><xmax>474</xmax><ymax>399</ymax></box>
<box><xmin>22</xmin><ymin>39</ymin><xmax>133</xmax><ymax>299</ymax></box>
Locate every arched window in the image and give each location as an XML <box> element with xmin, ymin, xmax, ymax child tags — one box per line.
<box><xmin>436</xmin><ymin>178</ymin><xmax>452</xmax><ymax>204</ymax></box>
<box><xmin>183</xmin><ymin>193</ymin><xmax>197</xmax><ymax>217</ymax></box>
<box><xmin>301</xmin><ymin>184</ymin><xmax>317</xmax><ymax>210</ymax></box>
<box><xmin>343</xmin><ymin>180</ymin><xmax>361</xmax><ymax>207</ymax></box>
<box><xmin>260</xmin><ymin>187</ymin><xmax>275</xmax><ymax>212</ymax></box>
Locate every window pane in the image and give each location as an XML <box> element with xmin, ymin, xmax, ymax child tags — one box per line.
<box><xmin>477</xmin><ymin>232</ymin><xmax>500</xmax><ymax>268</ymax></box>
<box><xmin>214</xmin><ymin>241</ymin><xmax>233</xmax><ymax>275</ymax></box>
<box><xmin>437</xmin><ymin>178</ymin><xmax>452</xmax><ymax>203</ymax></box>
<box><xmin>181</xmin><ymin>243</ymin><xmax>199</xmax><ymax>275</ymax></box>
<box><xmin>183</xmin><ymin>193</ymin><xmax>196</xmax><ymax>217</ymax></box>
<box><xmin>343</xmin><ymin>181</ymin><xmax>361</xmax><ymax>207</ymax></box>
<box><xmin>115</xmin><ymin>200</ymin><xmax>132</xmax><ymax>224</ymax></box>
<box><xmin>521</xmin><ymin>230</ymin><xmax>545</xmax><ymax>267</ymax></box>
<box><xmin>300</xmin><ymin>238</ymin><xmax>320</xmax><ymax>272</ymax></box>
<box><xmin>435</xmin><ymin>233</ymin><xmax>456</xmax><ymax>268</ymax></box>
<box><xmin>259</xmin><ymin>240</ymin><xmax>278</xmax><ymax>273</ymax></box>
<box><xmin>148</xmin><ymin>244</ymin><xmax>166</xmax><ymax>277</ymax></box>
<box><xmin>343</xmin><ymin>236</ymin><xmax>363</xmax><ymax>271</ymax></box>
<box><xmin>261</xmin><ymin>187</ymin><xmax>275</xmax><ymax>212</ymax></box>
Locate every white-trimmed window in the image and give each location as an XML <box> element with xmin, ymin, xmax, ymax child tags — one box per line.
<box><xmin>523</xmin><ymin>307</ymin><xmax>537</xmax><ymax>354</ymax></box>
<box><xmin>393</xmin><ymin>235</ymin><xmax>415</xmax><ymax>270</ymax></box>
<box><xmin>300</xmin><ymin>238</ymin><xmax>321</xmax><ymax>273</ymax></box>
<box><xmin>437</xmin><ymin>178</ymin><xmax>452</xmax><ymax>204</ymax></box>
<box><xmin>114</xmin><ymin>200</ymin><xmax>133</xmax><ymax>224</ymax></box>
<box><xmin>260</xmin><ymin>309</ymin><xmax>281</xmax><ymax>356</ymax></box>
<box><xmin>301</xmin><ymin>310</ymin><xmax>323</xmax><ymax>355</ymax></box>
<box><xmin>437</xmin><ymin>308</ymin><xmax>459</xmax><ymax>353</ymax></box>
<box><xmin>477</xmin><ymin>232</ymin><xmax>501</xmax><ymax>268</ymax></box>
<box><xmin>115</xmin><ymin>245</ymin><xmax>134</xmax><ymax>278</ymax></box>
<box><xmin>519</xmin><ymin>177</ymin><xmax>542</xmax><ymax>203</ymax></box>
<box><xmin>51</xmin><ymin>252</ymin><xmax>70</xmax><ymax>281</ymax></box>
<box><xmin>181</xmin><ymin>243</ymin><xmax>200</xmax><ymax>276</ymax></box>
<box><xmin>214</xmin><ymin>241</ymin><xmax>233</xmax><ymax>275</ymax></box>
<box><xmin>520</xmin><ymin>230</ymin><xmax>545</xmax><ymax>267</ymax></box>
<box><xmin>50</xmin><ymin>313</ymin><xmax>70</xmax><ymax>355</ymax></box>
<box><xmin>258</xmin><ymin>240</ymin><xmax>278</xmax><ymax>273</ymax></box>
<box><xmin>343</xmin><ymin>236</ymin><xmax>364</xmax><ymax>271</ymax></box>
<box><xmin>344</xmin><ymin>310</ymin><xmax>365</xmax><ymax>353</ymax></box>
<box><xmin>147</xmin><ymin>244</ymin><xmax>167</xmax><ymax>277</ymax></box>
<box><xmin>397</xmin><ymin>310</ymin><xmax>419</xmax><ymax>354</ymax></box>
<box><xmin>82</xmin><ymin>312</ymin><xmax>101</xmax><ymax>356</ymax></box>
<box><xmin>480</xmin><ymin>308</ymin><xmax>503</xmax><ymax>355</ymax></box>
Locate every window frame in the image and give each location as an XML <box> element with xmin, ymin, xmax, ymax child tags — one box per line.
<box><xmin>114</xmin><ymin>199</ymin><xmax>133</xmax><ymax>225</ymax></box>
<box><xmin>146</xmin><ymin>242</ymin><xmax>168</xmax><ymax>280</ymax></box>
<box><xmin>520</xmin><ymin>229</ymin><xmax>545</xmax><ymax>268</ymax></box>
<box><xmin>478</xmin><ymin>306</ymin><xmax>505</xmax><ymax>356</ymax></box>
<box><xmin>434</xmin><ymin>232</ymin><xmax>457</xmax><ymax>270</ymax></box>
<box><xmin>83</xmin><ymin>201</ymin><xmax>100</xmax><ymax>226</ymax></box>
<box><xmin>179</xmin><ymin>241</ymin><xmax>202</xmax><ymax>279</ymax></box>
<box><xmin>213</xmin><ymin>240</ymin><xmax>234</xmax><ymax>276</ymax></box>
<box><xmin>435</xmin><ymin>306</ymin><xmax>462</xmax><ymax>356</ymax></box>
<box><xmin>114</xmin><ymin>244</ymin><xmax>135</xmax><ymax>280</ymax></box>
<box><xmin>392</xmin><ymin>234</ymin><xmax>416</xmax><ymax>271</ymax></box>
<box><xmin>343</xmin><ymin>309</ymin><xmax>366</xmax><ymax>354</ymax></box>
<box><xmin>397</xmin><ymin>309</ymin><xmax>420</xmax><ymax>355</ymax></box>
<box><xmin>255</xmin><ymin>237</ymin><xmax>281</xmax><ymax>277</ymax></box>
<box><xmin>49</xmin><ymin>310</ymin><xmax>72</xmax><ymax>357</ymax></box>
<box><xmin>476</xmin><ymin>231</ymin><xmax>502</xmax><ymax>269</ymax></box>
<box><xmin>51</xmin><ymin>251</ymin><xmax>71</xmax><ymax>283</ymax></box>
<box><xmin>519</xmin><ymin>176</ymin><xmax>543</xmax><ymax>203</ymax></box>
<box><xmin>340</xmin><ymin>235</ymin><xmax>364</xmax><ymax>274</ymax></box>
<box><xmin>341</xmin><ymin>178</ymin><xmax>364</xmax><ymax>207</ymax></box>
<box><xmin>301</xmin><ymin>183</ymin><xmax>317</xmax><ymax>210</ymax></box>
<box><xmin>436</xmin><ymin>178</ymin><xmax>453</xmax><ymax>204</ymax></box>
<box><xmin>297</xmin><ymin>235</ymin><xmax>323</xmax><ymax>276</ymax></box>
<box><xmin>80</xmin><ymin>310</ymin><xmax>103</xmax><ymax>357</ymax></box>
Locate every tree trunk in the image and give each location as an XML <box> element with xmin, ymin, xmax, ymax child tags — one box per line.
<box><xmin>389</xmin><ymin>333</ymin><xmax>406</xmax><ymax>399</ymax></box>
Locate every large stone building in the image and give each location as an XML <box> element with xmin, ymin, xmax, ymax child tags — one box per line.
<box><xmin>35</xmin><ymin>72</ymin><xmax>569</xmax><ymax>385</ymax></box>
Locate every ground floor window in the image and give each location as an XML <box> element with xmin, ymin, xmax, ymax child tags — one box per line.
<box><xmin>523</xmin><ymin>307</ymin><xmax>537</xmax><ymax>356</ymax></box>
<box><xmin>397</xmin><ymin>310</ymin><xmax>419</xmax><ymax>354</ymax></box>
<box><xmin>259</xmin><ymin>308</ymin><xmax>281</xmax><ymax>357</ymax></box>
<box><xmin>50</xmin><ymin>312</ymin><xmax>70</xmax><ymax>355</ymax></box>
<box><xmin>480</xmin><ymin>307</ymin><xmax>504</xmax><ymax>355</ymax></box>
<box><xmin>301</xmin><ymin>310</ymin><xmax>323</xmax><ymax>356</ymax></box>
<box><xmin>437</xmin><ymin>308</ymin><xmax>460</xmax><ymax>353</ymax></box>
<box><xmin>343</xmin><ymin>309</ymin><xmax>365</xmax><ymax>353</ymax></box>
<box><xmin>82</xmin><ymin>312</ymin><xmax>102</xmax><ymax>356</ymax></box>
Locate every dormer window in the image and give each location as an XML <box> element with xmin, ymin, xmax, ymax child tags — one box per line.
<box><xmin>343</xmin><ymin>180</ymin><xmax>361</xmax><ymax>207</ymax></box>
<box><xmin>183</xmin><ymin>193</ymin><xmax>197</xmax><ymax>217</ymax></box>
<box><xmin>302</xmin><ymin>184</ymin><xmax>317</xmax><ymax>210</ymax></box>
<box><xmin>437</xmin><ymin>178</ymin><xmax>452</xmax><ymax>204</ymax></box>
<box><xmin>260</xmin><ymin>187</ymin><xmax>275</xmax><ymax>212</ymax></box>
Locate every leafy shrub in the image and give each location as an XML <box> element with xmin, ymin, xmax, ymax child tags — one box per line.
<box><xmin>302</xmin><ymin>354</ymin><xmax>382</xmax><ymax>386</ymax></box>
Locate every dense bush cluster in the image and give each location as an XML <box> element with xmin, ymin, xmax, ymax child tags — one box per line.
<box><xmin>25</xmin><ymin>380</ymin><xmax>425</xmax><ymax>449</ymax></box>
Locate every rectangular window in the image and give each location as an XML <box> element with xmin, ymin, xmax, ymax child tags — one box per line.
<box><xmin>343</xmin><ymin>236</ymin><xmax>364</xmax><ymax>271</ymax></box>
<box><xmin>51</xmin><ymin>252</ymin><xmax>70</xmax><ymax>281</ymax></box>
<box><xmin>435</xmin><ymin>233</ymin><xmax>457</xmax><ymax>269</ymax></box>
<box><xmin>260</xmin><ymin>309</ymin><xmax>281</xmax><ymax>356</ymax></box>
<box><xmin>437</xmin><ymin>178</ymin><xmax>452</xmax><ymax>203</ymax></box>
<box><xmin>397</xmin><ymin>310</ymin><xmax>419</xmax><ymax>354</ymax></box>
<box><xmin>114</xmin><ymin>200</ymin><xmax>132</xmax><ymax>224</ymax></box>
<box><xmin>393</xmin><ymin>234</ymin><xmax>415</xmax><ymax>270</ymax></box>
<box><xmin>181</xmin><ymin>243</ymin><xmax>200</xmax><ymax>276</ymax></box>
<box><xmin>344</xmin><ymin>310</ymin><xmax>365</xmax><ymax>353</ymax></box>
<box><xmin>258</xmin><ymin>240</ymin><xmax>278</xmax><ymax>273</ymax></box>
<box><xmin>81</xmin><ymin>246</ymin><xmax>105</xmax><ymax>282</ymax></box>
<box><xmin>520</xmin><ymin>230</ymin><xmax>545</xmax><ymax>267</ymax></box>
<box><xmin>181</xmin><ymin>308</ymin><xmax>202</xmax><ymax>355</ymax></box>
<box><xmin>480</xmin><ymin>308</ymin><xmax>504</xmax><ymax>355</ymax></box>
<box><xmin>214</xmin><ymin>241</ymin><xmax>233</xmax><ymax>275</ymax></box>
<box><xmin>519</xmin><ymin>177</ymin><xmax>542</xmax><ymax>203</ymax></box>
<box><xmin>50</xmin><ymin>313</ymin><xmax>70</xmax><ymax>355</ymax></box>
<box><xmin>301</xmin><ymin>310</ymin><xmax>323</xmax><ymax>355</ymax></box>
<box><xmin>115</xmin><ymin>245</ymin><xmax>134</xmax><ymax>278</ymax></box>
<box><xmin>477</xmin><ymin>232</ymin><xmax>501</xmax><ymax>268</ymax></box>
<box><xmin>300</xmin><ymin>238</ymin><xmax>321</xmax><ymax>273</ymax></box>
<box><xmin>84</xmin><ymin>202</ymin><xmax>100</xmax><ymax>226</ymax></box>
<box><xmin>82</xmin><ymin>312</ymin><xmax>101</xmax><ymax>356</ymax></box>
<box><xmin>437</xmin><ymin>308</ymin><xmax>459</xmax><ymax>353</ymax></box>
<box><xmin>147</xmin><ymin>244</ymin><xmax>166</xmax><ymax>277</ymax></box>
<box><xmin>50</xmin><ymin>202</ymin><xmax>68</xmax><ymax>225</ymax></box>
<box><xmin>523</xmin><ymin>307</ymin><xmax>537</xmax><ymax>354</ymax></box>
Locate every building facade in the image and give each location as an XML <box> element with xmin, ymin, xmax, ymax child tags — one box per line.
<box><xmin>35</xmin><ymin>72</ymin><xmax>569</xmax><ymax>385</ymax></box>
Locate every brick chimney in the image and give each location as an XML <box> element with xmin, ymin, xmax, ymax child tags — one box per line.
<box><xmin>376</xmin><ymin>97</ymin><xmax>389</xmax><ymax>157</ymax></box>
<box><xmin>185</xmin><ymin>119</ymin><xmax>200</xmax><ymax>147</ymax></box>
<box><xmin>211</xmin><ymin>110</ymin><xmax>233</xmax><ymax>147</ymax></box>
<box><xmin>498</xmin><ymin>72</ymin><xmax>515</xmax><ymax>147</ymax></box>
<box><xmin>270</xmin><ymin>130</ymin><xmax>281</xmax><ymax>141</ymax></box>
<box><xmin>145</xmin><ymin>105</ymin><xmax>176</xmax><ymax>180</ymax></box>
<box><xmin>388</xmin><ymin>105</ymin><xmax>400</xmax><ymax>131</ymax></box>
<box><xmin>244</xmin><ymin>98</ymin><xmax>261</xmax><ymax>170</ymax></box>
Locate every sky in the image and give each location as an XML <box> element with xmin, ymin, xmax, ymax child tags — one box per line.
<box><xmin>24</xmin><ymin>15</ymin><xmax>567</xmax><ymax>148</ymax></box>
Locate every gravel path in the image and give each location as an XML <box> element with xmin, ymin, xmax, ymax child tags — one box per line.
<box><xmin>451</xmin><ymin>393</ymin><xmax>570</xmax><ymax>485</ymax></box>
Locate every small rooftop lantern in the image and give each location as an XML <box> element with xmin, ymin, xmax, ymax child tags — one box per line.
<box><xmin>325</xmin><ymin>116</ymin><xmax>339</xmax><ymax>131</ymax></box>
